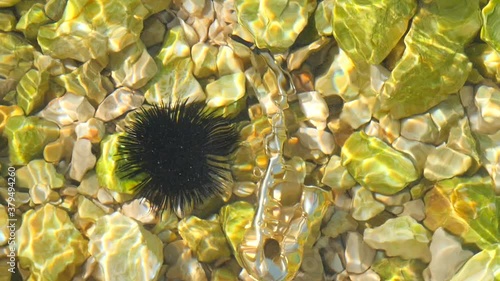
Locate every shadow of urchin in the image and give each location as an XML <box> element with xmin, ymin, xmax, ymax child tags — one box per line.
<box><xmin>115</xmin><ymin>101</ymin><xmax>239</xmax><ymax>213</ymax></box>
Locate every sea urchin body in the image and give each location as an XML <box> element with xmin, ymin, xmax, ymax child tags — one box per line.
<box><xmin>116</xmin><ymin>101</ymin><xmax>239</xmax><ymax>212</ymax></box>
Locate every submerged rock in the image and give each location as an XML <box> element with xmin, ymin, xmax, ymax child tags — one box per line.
<box><xmin>341</xmin><ymin>131</ymin><xmax>418</xmax><ymax>195</ymax></box>
<box><xmin>89</xmin><ymin>212</ymin><xmax>163</xmax><ymax>281</ymax></box>
<box><xmin>424</xmin><ymin>176</ymin><xmax>499</xmax><ymax>249</ymax></box>
<box><xmin>17</xmin><ymin>204</ymin><xmax>88</xmax><ymax>281</ymax></box>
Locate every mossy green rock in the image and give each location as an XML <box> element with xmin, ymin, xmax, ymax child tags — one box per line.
<box><xmin>96</xmin><ymin>133</ymin><xmax>144</xmax><ymax>194</ymax></box>
<box><xmin>17</xmin><ymin>204</ymin><xmax>88</xmax><ymax>281</ymax></box>
<box><xmin>450</xmin><ymin>244</ymin><xmax>500</xmax><ymax>281</ymax></box>
<box><xmin>219</xmin><ymin>201</ymin><xmax>255</xmax><ymax>264</ymax></box>
<box><xmin>424</xmin><ymin>176</ymin><xmax>499</xmax><ymax>249</ymax></box>
<box><xmin>372</xmin><ymin>256</ymin><xmax>426</xmax><ymax>281</ymax></box>
<box><xmin>0</xmin><ymin>10</ymin><xmax>17</xmax><ymax>31</ymax></box>
<box><xmin>178</xmin><ymin>216</ymin><xmax>231</xmax><ymax>263</ymax></box>
<box><xmin>37</xmin><ymin>0</ymin><xmax>149</xmax><ymax>64</ymax></box>
<box><xmin>16</xmin><ymin>69</ymin><xmax>49</xmax><ymax>114</ymax></box>
<box><xmin>234</xmin><ymin>0</ymin><xmax>316</xmax><ymax>53</ymax></box>
<box><xmin>0</xmin><ymin>32</ymin><xmax>34</xmax><ymax>97</ymax></box>
<box><xmin>55</xmin><ymin>60</ymin><xmax>107</xmax><ymax>105</ymax></box>
<box><xmin>333</xmin><ymin>0</ymin><xmax>416</xmax><ymax>64</ymax></box>
<box><xmin>481</xmin><ymin>0</ymin><xmax>500</xmax><ymax>53</ymax></box>
<box><xmin>380</xmin><ymin>0</ymin><xmax>481</xmax><ymax>118</ymax></box>
<box><xmin>144</xmin><ymin>57</ymin><xmax>205</xmax><ymax>104</ymax></box>
<box><xmin>15</xmin><ymin>3</ymin><xmax>51</xmax><ymax>40</ymax></box>
<box><xmin>341</xmin><ymin>131</ymin><xmax>418</xmax><ymax>195</ymax></box>
<box><xmin>0</xmin><ymin>0</ymin><xmax>21</xmax><ymax>8</ymax></box>
<box><xmin>3</xmin><ymin>116</ymin><xmax>59</xmax><ymax>165</ymax></box>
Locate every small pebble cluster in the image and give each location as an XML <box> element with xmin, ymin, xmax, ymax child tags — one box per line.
<box><xmin>1</xmin><ymin>0</ymin><xmax>500</xmax><ymax>281</ymax></box>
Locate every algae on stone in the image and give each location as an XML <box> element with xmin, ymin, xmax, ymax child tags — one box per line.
<box><xmin>0</xmin><ymin>10</ymin><xmax>17</xmax><ymax>31</ymax></box>
<box><xmin>178</xmin><ymin>216</ymin><xmax>231</xmax><ymax>263</ymax></box>
<box><xmin>55</xmin><ymin>60</ymin><xmax>107</xmax><ymax>105</ymax></box>
<box><xmin>380</xmin><ymin>0</ymin><xmax>481</xmax><ymax>118</ymax></box>
<box><xmin>450</xmin><ymin>244</ymin><xmax>500</xmax><ymax>281</ymax></box>
<box><xmin>38</xmin><ymin>0</ymin><xmax>149</xmax><ymax>64</ymax></box>
<box><xmin>333</xmin><ymin>0</ymin><xmax>417</xmax><ymax>64</ymax></box>
<box><xmin>17</xmin><ymin>204</ymin><xmax>88</xmax><ymax>281</ymax></box>
<box><xmin>3</xmin><ymin>116</ymin><xmax>59</xmax><ymax>165</ymax></box>
<box><xmin>341</xmin><ymin>131</ymin><xmax>418</xmax><ymax>195</ymax></box>
<box><xmin>15</xmin><ymin>3</ymin><xmax>51</xmax><ymax>40</ymax></box>
<box><xmin>219</xmin><ymin>201</ymin><xmax>255</xmax><ymax>264</ymax></box>
<box><xmin>371</xmin><ymin>256</ymin><xmax>426</xmax><ymax>281</ymax></box>
<box><xmin>424</xmin><ymin>176</ymin><xmax>500</xmax><ymax>249</ymax></box>
<box><xmin>234</xmin><ymin>0</ymin><xmax>317</xmax><ymax>53</ymax></box>
<box><xmin>481</xmin><ymin>0</ymin><xmax>500</xmax><ymax>53</ymax></box>
<box><xmin>89</xmin><ymin>212</ymin><xmax>164</xmax><ymax>281</ymax></box>
<box><xmin>0</xmin><ymin>32</ymin><xmax>34</xmax><ymax>97</ymax></box>
<box><xmin>16</xmin><ymin>69</ymin><xmax>49</xmax><ymax>114</ymax></box>
<box><xmin>144</xmin><ymin>57</ymin><xmax>205</xmax><ymax>104</ymax></box>
<box><xmin>96</xmin><ymin>133</ymin><xmax>145</xmax><ymax>194</ymax></box>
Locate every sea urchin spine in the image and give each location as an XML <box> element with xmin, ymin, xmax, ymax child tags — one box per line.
<box><xmin>116</xmin><ymin>101</ymin><xmax>239</xmax><ymax>212</ymax></box>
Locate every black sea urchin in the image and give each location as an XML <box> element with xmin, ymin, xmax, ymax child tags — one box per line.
<box><xmin>116</xmin><ymin>101</ymin><xmax>239</xmax><ymax>212</ymax></box>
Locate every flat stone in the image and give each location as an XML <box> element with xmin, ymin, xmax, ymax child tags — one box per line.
<box><xmin>95</xmin><ymin>88</ymin><xmax>144</xmax><ymax>122</ymax></box>
<box><xmin>424</xmin><ymin>146</ymin><xmax>472</xmax><ymax>181</ymax></box>
<box><xmin>423</xmin><ymin>228</ymin><xmax>473</xmax><ymax>281</ymax></box>
<box><xmin>69</xmin><ymin>139</ymin><xmax>96</xmax><ymax>182</ymax></box>
<box><xmin>345</xmin><ymin>232</ymin><xmax>376</xmax><ymax>274</ymax></box>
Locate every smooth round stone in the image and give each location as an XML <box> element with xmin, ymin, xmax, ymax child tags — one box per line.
<box><xmin>216</xmin><ymin>45</ymin><xmax>244</xmax><ymax>76</ymax></box>
<box><xmin>95</xmin><ymin>88</ymin><xmax>144</xmax><ymax>122</ymax></box>
<box><xmin>110</xmin><ymin>42</ymin><xmax>158</xmax><ymax>89</ymax></box>
<box><xmin>29</xmin><ymin>183</ymin><xmax>58</xmax><ymax>205</ymax></box>
<box><xmin>75</xmin><ymin>118</ymin><xmax>105</xmax><ymax>143</ymax></box>
<box><xmin>178</xmin><ymin>216</ymin><xmax>231</xmax><ymax>263</ymax></box>
<box><xmin>192</xmin><ymin>42</ymin><xmax>218</xmax><ymax>78</ymax></box>
<box><xmin>399</xmin><ymin>200</ymin><xmax>426</xmax><ymax>221</ymax></box>
<box><xmin>89</xmin><ymin>213</ymin><xmax>163</xmax><ymax>281</ymax></box>
<box><xmin>39</xmin><ymin>92</ymin><xmax>88</xmax><ymax>126</ymax></box>
<box><xmin>340</xmin><ymin>97</ymin><xmax>373</xmax><ymax>129</ymax></box>
<box><xmin>374</xmin><ymin>191</ymin><xmax>411</xmax><ymax>206</ymax></box>
<box><xmin>18</xmin><ymin>204</ymin><xmax>88</xmax><ymax>280</ymax></box>
<box><xmin>364</xmin><ymin>216</ymin><xmax>432</xmax><ymax>262</ymax></box>
<box><xmin>400</xmin><ymin>113</ymin><xmax>440</xmax><ymax>144</ymax></box>
<box><xmin>97</xmin><ymin>188</ymin><xmax>115</xmax><ymax>205</ymax></box>
<box><xmin>16</xmin><ymin>159</ymin><xmax>64</xmax><ymax>190</ymax></box>
<box><xmin>69</xmin><ymin>139</ymin><xmax>97</xmax><ymax>182</ymax></box>
<box><xmin>297</xmin><ymin>91</ymin><xmax>329</xmax><ymax>130</ymax></box>
<box><xmin>423</xmin><ymin>228</ymin><xmax>473</xmax><ymax>281</ymax></box>
<box><xmin>322</xmin><ymin>155</ymin><xmax>357</xmax><ymax>191</ymax></box>
<box><xmin>424</xmin><ymin>146</ymin><xmax>472</xmax><ymax>181</ymax></box>
<box><xmin>232</xmin><ymin>181</ymin><xmax>257</xmax><ymax>197</ymax></box>
<box><xmin>121</xmin><ymin>199</ymin><xmax>157</xmax><ymax>225</ymax></box>
<box><xmin>77</xmin><ymin>171</ymin><xmax>100</xmax><ymax>198</ymax></box>
<box><xmin>449</xmin><ymin>244</ymin><xmax>500</xmax><ymax>281</ymax></box>
<box><xmin>392</xmin><ymin>136</ymin><xmax>435</xmax><ymax>174</ymax></box>
<box><xmin>351</xmin><ymin>186</ymin><xmax>385</xmax><ymax>221</ymax></box>
<box><xmin>205</xmin><ymin>72</ymin><xmax>246</xmax><ymax>108</ymax></box>
<box><xmin>345</xmin><ymin>232</ymin><xmax>376</xmax><ymax>274</ymax></box>
<box><xmin>295</xmin><ymin>127</ymin><xmax>335</xmax><ymax>155</ymax></box>
<box><xmin>165</xmin><ymin>240</ymin><xmax>208</xmax><ymax>281</ymax></box>
<box><xmin>77</xmin><ymin>196</ymin><xmax>106</xmax><ymax>222</ymax></box>
<box><xmin>341</xmin><ymin>131</ymin><xmax>418</xmax><ymax>195</ymax></box>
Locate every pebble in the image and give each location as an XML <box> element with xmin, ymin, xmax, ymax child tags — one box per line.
<box><xmin>69</xmin><ymin>139</ymin><xmax>97</xmax><ymax>182</ymax></box>
<box><xmin>95</xmin><ymin>88</ymin><xmax>144</xmax><ymax>122</ymax></box>
<box><xmin>423</xmin><ymin>228</ymin><xmax>473</xmax><ymax>281</ymax></box>
<box><xmin>345</xmin><ymin>232</ymin><xmax>376</xmax><ymax>274</ymax></box>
